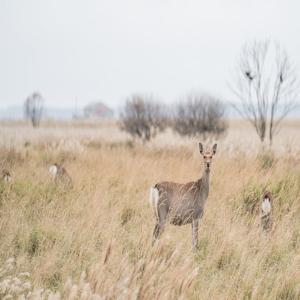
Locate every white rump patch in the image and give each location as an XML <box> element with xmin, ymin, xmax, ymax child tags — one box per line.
<box><xmin>262</xmin><ymin>198</ymin><xmax>271</xmax><ymax>215</ymax></box>
<box><xmin>49</xmin><ymin>165</ymin><xmax>58</xmax><ymax>177</ymax></box>
<box><xmin>4</xmin><ymin>175</ymin><xmax>12</xmax><ymax>182</ymax></box>
<box><xmin>149</xmin><ymin>187</ymin><xmax>160</xmax><ymax>220</ymax></box>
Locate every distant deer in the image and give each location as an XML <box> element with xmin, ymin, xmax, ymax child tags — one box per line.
<box><xmin>1</xmin><ymin>169</ymin><xmax>12</xmax><ymax>183</ymax></box>
<box><xmin>149</xmin><ymin>143</ymin><xmax>217</xmax><ymax>249</ymax></box>
<box><xmin>49</xmin><ymin>163</ymin><xmax>73</xmax><ymax>187</ymax></box>
<box><xmin>261</xmin><ymin>191</ymin><xmax>272</xmax><ymax>231</ymax></box>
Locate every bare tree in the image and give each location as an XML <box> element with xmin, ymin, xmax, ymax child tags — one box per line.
<box><xmin>120</xmin><ymin>95</ymin><xmax>167</xmax><ymax>143</ymax></box>
<box><xmin>171</xmin><ymin>93</ymin><xmax>227</xmax><ymax>138</ymax></box>
<box><xmin>230</xmin><ymin>40</ymin><xmax>298</xmax><ymax>146</ymax></box>
<box><xmin>24</xmin><ymin>92</ymin><xmax>44</xmax><ymax>127</ymax></box>
<box><xmin>269</xmin><ymin>46</ymin><xmax>298</xmax><ymax>145</ymax></box>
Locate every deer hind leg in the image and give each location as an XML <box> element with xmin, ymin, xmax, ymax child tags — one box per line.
<box><xmin>152</xmin><ymin>218</ymin><xmax>167</xmax><ymax>245</ymax></box>
<box><xmin>153</xmin><ymin>223</ymin><xmax>161</xmax><ymax>242</ymax></box>
<box><xmin>191</xmin><ymin>219</ymin><xmax>199</xmax><ymax>250</ymax></box>
<box><xmin>152</xmin><ymin>200</ymin><xmax>168</xmax><ymax>245</ymax></box>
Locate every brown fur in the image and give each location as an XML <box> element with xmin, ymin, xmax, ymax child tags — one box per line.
<box><xmin>2</xmin><ymin>169</ymin><xmax>12</xmax><ymax>182</ymax></box>
<box><xmin>52</xmin><ymin>163</ymin><xmax>73</xmax><ymax>187</ymax></box>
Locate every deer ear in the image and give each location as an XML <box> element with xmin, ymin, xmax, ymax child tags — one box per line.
<box><xmin>212</xmin><ymin>143</ymin><xmax>217</xmax><ymax>155</ymax></box>
<box><xmin>199</xmin><ymin>143</ymin><xmax>203</xmax><ymax>154</ymax></box>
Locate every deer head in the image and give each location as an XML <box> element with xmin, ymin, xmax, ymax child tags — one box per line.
<box><xmin>199</xmin><ymin>143</ymin><xmax>217</xmax><ymax>171</ymax></box>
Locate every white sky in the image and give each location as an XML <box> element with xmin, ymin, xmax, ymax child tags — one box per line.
<box><xmin>0</xmin><ymin>0</ymin><xmax>299</xmax><ymax>110</ymax></box>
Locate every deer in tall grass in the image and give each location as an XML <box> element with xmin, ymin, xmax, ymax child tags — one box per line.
<box><xmin>261</xmin><ymin>191</ymin><xmax>273</xmax><ymax>231</ymax></box>
<box><xmin>49</xmin><ymin>163</ymin><xmax>73</xmax><ymax>188</ymax></box>
<box><xmin>1</xmin><ymin>169</ymin><xmax>12</xmax><ymax>183</ymax></box>
<box><xmin>149</xmin><ymin>143</ymin><xmax>217</xmax><ymax>249</ymax></box>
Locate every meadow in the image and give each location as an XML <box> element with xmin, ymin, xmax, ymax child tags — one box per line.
<box><xmin>0</xmin><ymin>119</ymin><xmax>300</xmax><ymax>299</ymax></box>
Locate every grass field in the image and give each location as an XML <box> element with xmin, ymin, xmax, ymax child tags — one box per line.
<box><xmin>1</xmin><ymin>119</ymin><xmax>300</xmax><ymax>299</ymax></box>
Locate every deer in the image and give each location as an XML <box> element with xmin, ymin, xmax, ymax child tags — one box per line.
<box><xmin>1</xmin><ymin>169</ymin><xmax>12</xmax><ymax>183</ymax></box>
<box><xmin>149</xmin><ymin>143</ymin><xmax>217</xmax><ymax>249</ymax></box>
<box><xmin>49</xmin><ymin>163</ymin><xmax>73</xmax><ymax>188</ymax></box>
<box><xmin>261</xmin><ymin>191</ymin><xmax>273</xmax><ymax>231</ymax></box>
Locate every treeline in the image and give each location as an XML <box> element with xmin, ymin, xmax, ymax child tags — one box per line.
<box><xmin>119</xmin><ymin>93</ymin><xmax>228</xmax><ymax>143</ymax></box>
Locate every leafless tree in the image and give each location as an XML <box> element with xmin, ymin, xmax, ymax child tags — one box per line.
<box><xmin>171</xmin><ymin>93</ymin><xmax>227</xmax><ymax>138</ymax></box>
<box><xmin>230</xmin><ymin>40</ymin><xmax>299</xmax><ymax>146</ymax></box>
<box><xmin>24</xmin><ymin>92</ymin><xmax>44</xmax><ymax>127</ymax></box>
<box><xmin>120</xmin><ymin>95</ymin><xmax>167</xmax><ymax>143</ymax></box>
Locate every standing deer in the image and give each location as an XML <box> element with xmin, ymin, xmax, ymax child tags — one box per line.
<box><xmin>49</xmin><ymin>163</ymin><xmax>73</xmax><ymax>187</ymax></box>
<box><xmin>261</xmin><ymin>191</ymin><xmax>272</xmax><ymax>231</ymax></box>
<box><xmin>2</xmin><ymin>169</ymin><xmax>12</xmax><ymax>183</ymax></box>
<box><xmin>149</xmin><ymin>143</ymin><xmax>217</xmax><ymax>249</ymax></box>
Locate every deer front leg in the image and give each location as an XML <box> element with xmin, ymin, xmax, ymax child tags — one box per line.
<box><xmin>192</xmin><ymin>219</ymin><xmax>199</xmax><ymax>250</ymax></box>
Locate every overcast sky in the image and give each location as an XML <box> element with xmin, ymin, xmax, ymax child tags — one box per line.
<box><xmin>0</xmin><ymin>0</ymin><xmax>299</xmax><ymax>110</ymax></box>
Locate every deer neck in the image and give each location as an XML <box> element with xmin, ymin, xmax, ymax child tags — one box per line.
<box><xmin>203</xmin><ymin>167</ymin><xmax>210</xmax><ymax>182</ymax></box>
<box><xmin>199</xmin><ymin>168</ymin><xmax>210</xmax><ymax>195</ymax></box>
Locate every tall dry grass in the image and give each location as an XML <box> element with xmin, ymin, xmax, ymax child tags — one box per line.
<box><xmin>0</xmin><ymin>120</ymin><xmax>300</xmax><ymax>299</ymax></box>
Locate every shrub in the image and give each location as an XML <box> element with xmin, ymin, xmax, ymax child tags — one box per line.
<box><xmin>171</xmin><ymin>93</ymin><xmax>228</xmax><ymax>138</ymax></box>
<box><xmin>120</xmin><ymin>95</ymin><xmax>167</xmax><ymax>143</ymax></box>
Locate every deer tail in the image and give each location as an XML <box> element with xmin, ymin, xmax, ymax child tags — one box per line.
<box><xmin>149</xmin><ymin>186</ymin><xmax>159</xmax><ymax>221</ymax></box>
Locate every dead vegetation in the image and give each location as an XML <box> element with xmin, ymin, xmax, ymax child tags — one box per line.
<box><xmin>0</xmin><ymin>120</ymin><xmax>300</xmax><ymax>299</ymax></box>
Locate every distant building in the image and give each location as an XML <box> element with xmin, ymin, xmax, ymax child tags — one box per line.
<box><xmin>83</xmin><ymin>102</ymin><xmax>114</xmax><ymax>119</ymax></box>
